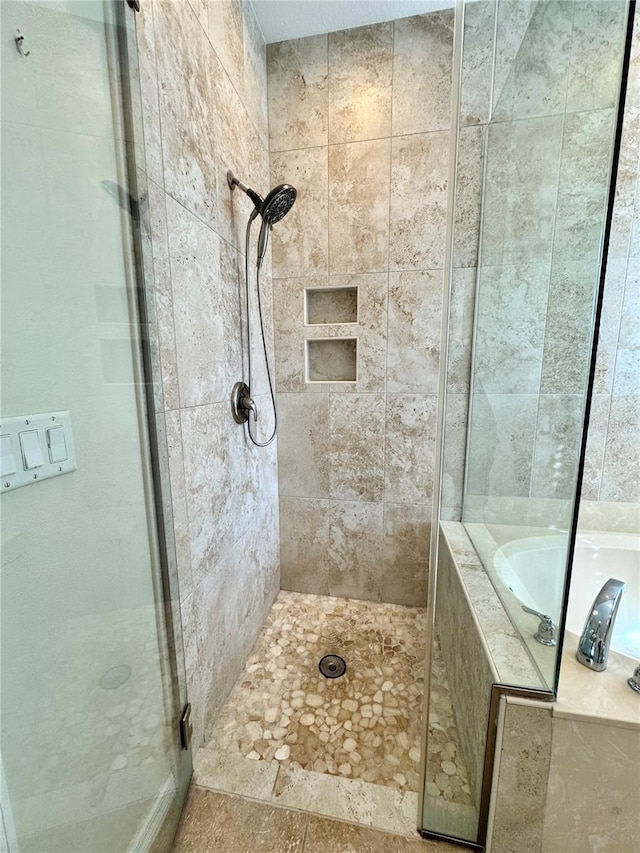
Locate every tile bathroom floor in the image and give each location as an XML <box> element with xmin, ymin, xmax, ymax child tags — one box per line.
<box><xmin>194</xmin><ymin>592</ymin><xmax>471</xmax><ymax>837</ymax></box>
<box><xmin>174</xmin><ymin>787</ymin><xmax>463</xmax><ymax>852</ymax></box>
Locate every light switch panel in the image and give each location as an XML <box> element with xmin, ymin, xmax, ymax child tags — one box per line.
<box><xmin>1</xmin><ymin>412</ymin><xmax>76</xmax><ymax>492</ymax></box>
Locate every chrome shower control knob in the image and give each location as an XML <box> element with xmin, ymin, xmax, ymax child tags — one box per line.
<box><xmin>628</xmin><ymin>664</ymin><xmax>640</xmax><ymax>694</ymax></box>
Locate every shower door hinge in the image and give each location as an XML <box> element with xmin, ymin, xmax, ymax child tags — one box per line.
<box><xmin>179</xmin><ymin>703</ymin><xmax>192</xmax><ymax>750</ymax></box>
<box><xmin>126</xmin><ymin>0</ymin><xmax>140</xmax><ymax>12</ymax></box>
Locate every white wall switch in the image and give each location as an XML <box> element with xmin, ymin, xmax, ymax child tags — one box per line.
<box><xmin>1</xmin><ymin>412</ymin><xmax>77</xmax><ymax>492</ymax></box>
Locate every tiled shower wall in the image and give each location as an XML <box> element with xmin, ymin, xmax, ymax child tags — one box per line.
<box><xmin>267</xmin><ymin>12</ymin><xmax>454</xmax><ymax>606</ymax></box>
<box><xmin>443</xmin><ymin>1</ymin><xmax>637</xmax><ymax>520</ymax></box>
<box><xmin>583</xmin><ymin>8</ymin><xmax>640</xmax><ymax>508</ymax></box>
<box><xmin>137</xmin><ymin>0</ymin><xmax>279</xmax><ymax>748</ymax></box>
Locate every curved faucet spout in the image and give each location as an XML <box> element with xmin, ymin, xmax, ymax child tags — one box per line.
<box><xmin>576</xmin><ymin>578</ymin><xmax>625</xmax><ymax>672</ymax></box>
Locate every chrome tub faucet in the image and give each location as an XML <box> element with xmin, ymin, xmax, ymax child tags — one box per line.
<box><xmin>577</xmin><ymin>578</ymin><xmax>625</xmax><ymax>672</ymax></box>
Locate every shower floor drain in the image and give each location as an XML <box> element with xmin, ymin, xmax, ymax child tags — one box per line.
<box><xmin>319</xmin><ymin>654</ymin><xmax>347</xmax><ymax>679</ymax></box>
<box><xmin>99</xmin><ymin>665</ymin><xmax>132</xmax><ymax>690</ymax></box>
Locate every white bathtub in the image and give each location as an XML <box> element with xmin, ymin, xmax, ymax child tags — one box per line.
<box><xmin>494</xmin><ymin>531</ymin><xmax>640</xmax><ymax>660</ymax></box>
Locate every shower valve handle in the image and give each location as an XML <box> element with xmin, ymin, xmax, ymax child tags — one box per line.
<box><xmin>240</xmin><ymin>395</ymin><xmax>257</xmax><ymax>421</ymax></box>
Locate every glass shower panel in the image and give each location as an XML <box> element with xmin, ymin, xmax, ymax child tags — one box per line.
<box><xmin>462</xmin><ymin>0</ymin><xmax>629</xmax><ymax>689</ymax></box>
<box><xmin>1</xmin><ymin>2</ymin><xmax>190</xmax><ymax>850</ymax></box>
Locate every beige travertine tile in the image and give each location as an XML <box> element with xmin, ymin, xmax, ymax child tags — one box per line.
<box><xmin>137</xmin><ymin>2</ymin><xmax>163</xmax><ymax>188</ymax></box>
<box><xmin>490</xmin><ymin>701</ymin><xmax>551</xmax><ymax>853</ymax></box>
<box><xmin>480</xmin><ymin>115</ymin><xmax>562</xmax><ymax>266</ymax></box>
<box><xmin>154</xmin><ymin>1</ymin><xmax>218</xmax><ymax>230</ymax></box>
<box><xmin>328</xmin><ymin>394</ymin><xmax>385</xmax><ymax>501</ymax></box>
<box><xmin>474</xmin><ymin>262</ymin><xmax>550</xmax><ymax>395</ymax></box>
<box><xmin>166</xmin><ymin>197</ymin><xmax>225</xmax><ymax>408</ymax></box>
<box><xmin>384</xmin><ymin>394</ymin><xmax>438</xmax><ymax>505</ymax></box>
<box><xmin>381</xmin><ymin>504</ymin><xmax>430</xmax><ymax>607</ymax></box>
<box><xmin>147</xmin><ymin>179</ymin><xmax>179</xmax><ymax>410</ymax></box>
<box><xmin>329</xmin><ymin>139</ymin><xmax>391</xmax><ymax>275</ymax></box>
<box><xmin>268</xmin><ymin>35</ymin><xmax>328</xmax><ymax>152</ymax></box>
<box><xmin>208</xmin><ymin>0</ymin><xmax>244</xmax><ymax>97</ymax></box>
<box><xmin>459</xmin><ymin>1</ymin><xmax>496</xmax><ymax>127</ymax></box>
<box><xmin>389</xmin><ymin>132</ymin><xmax>449</xmax><ymax>272</ymax></box>
<box><xmin>280</xmin><ymin>498</ymin><xmax>332</xmax><ymax>595</ymax></box>
<box><xmin>328</xmin><ymin>501</ymin><xmax>385</xmax><ymax>600</ymax></box>
<box><xmin>328</xmin><ymin>23</ymin><xmax>393</xmax><ymax>144</ymax></box>
<box><xmin>174</xmin><ymin>787</ymin><xmax>307</xmax><ymax>852</ymax></box>
<box><xmin>542</xmin><ymin>719</ymin><xmax>640</xmax><ymax>852</ymax></box>
<box><xmin>452</xmin><ymin>125</ymin><xmax>484</xmax><ymax>270</ymax></box>
<box><xmin>242</xmin><ymin>1</ymin><xmax>268</xmax><ymax>141</ymax></box>
<box><xmin>165</xmin><ymin>409</ymin><xmax>193</xmax><ymax>601</ymax></box>
<box><xmin>304</xmin><ymin>814</ymin><xmax>438</xmax><ymax>851</ymax></box>
<box><xmin>271</xmin><ymin>147</ymin><xmax>329</xmax><ymax>278</ymax></box>
<box><xmin>553</xmin><ymin>108</ymin><xmax>616</xmax><ymax>264</ymax></box>
<box><xmin>277</xmin><ymin>393</ymin><xmax>330</xmax><ymax>498</ymax></box>
<box><xmin>601</xmin><ymin>394</ymin><xmax>640</xmax><ymax>503</ymax></box>
<box><xmin>387</xmin><ymin>270</ymin><xmax>443</xmax><ymax>395</ymax></box>
<box><xmin>392</xmin><ymin>11</ymin><xmax>454</xmax><ymax>136</ymax></box>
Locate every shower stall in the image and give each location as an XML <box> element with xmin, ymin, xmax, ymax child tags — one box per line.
<box><xmin>2</xmin><ymin>0</ymin><xmax>637</xmax><ymax>851</ymax></box>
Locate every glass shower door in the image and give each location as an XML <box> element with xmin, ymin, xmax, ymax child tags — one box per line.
<box><xmin>1</xmin><ymin>2</ymin><xmax>190</xmax><ymax>850</ymax></box>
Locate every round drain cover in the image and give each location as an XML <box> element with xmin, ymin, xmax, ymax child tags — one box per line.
<box><xmin>99</xmin><ymin>665</ymin><xmax>132</xmax><ymax>690</ymax></box>
<box><xmin>319</xmin><ymin>654</ymin><xmax>347</xmax><ymax>679</ymax></box>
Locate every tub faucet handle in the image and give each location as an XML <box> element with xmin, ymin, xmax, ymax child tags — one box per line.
<box><xmin>627</xmin><ymin>664</ymin><xmax>640</xmax><ymax>695</ymax></box>
<box><xmin>521</xmin><ymin>605</ymin><xmax>557</xmax><ymax>647</ymax></box>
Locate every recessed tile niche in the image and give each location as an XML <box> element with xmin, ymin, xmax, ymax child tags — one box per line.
<box><xmin>306</xmin><ymin>338</ymin><xmax>357</xmax><ymax>383</ymax></box>
<box><xmin>305</xmin><ymin>287</ymin><xmax>358</xmax><ymax>325</ymax></box>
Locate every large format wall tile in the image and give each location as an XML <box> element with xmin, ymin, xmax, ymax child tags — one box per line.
<box><xmin>490</xmin><ymin>701</ymin><xmax>552</xmax><ymax>853</ymax></box>
<box><xmin>208</xmin><ymin>0</ymin><xmax>244</xmax><ymax>98</ymax></box>
<box><xmin>392</xmin><ymin>11</ymin><xmax>454</xmax><ymax>136</ymax></box>
<box><xmin>279</xmin><ymin>497</ymin><xmax>331</xmax><ymax>595</ymax></box>
<box><xmin>542</xmin><ymin>719</ymin><xmax>640</xmax><ymax>852</ymax></box>
<box><xmin>381</xmin><ymin>504</ymin><xmax>430</xmax><ymax>606</ymax></box>
<box><xmin>270</xmin><ymin>147</ymin><xmax>329</xmax><ymax>278</ymax></box>
<box><xmin>328</xmin><ymin>23</ymin><xmax>393</xmax><ymax>145</ymax></box>
<box><xmin>566</xmin><ymin>1</ymin><xmax>628</xmax><ymax>113</ymax></box>
<box><xmin>465</xmin><ymin>394</ymin><xmax>538</xmax><ymax>499</ymax></box>
<box><xmin>600</xmin><ymin>394</ymin><xmax>640</xmax><ymax>502</ymax></box>
<box><xmin>329</xmin><ymin>138</ymin><xmax>391</xmax><ymax>274</ymax></box>
<box><xmin>531</xmin><ymin>394</ymin><xmax>584</xmax><ymax>500</ymax></box>
<box><xmin>459</xmin><ymin>1</ymin><xmax>496</xmax><ymax>127</ymax></box>
<box><xmin>553</xmin><ymin>108</ymin><xmax>616</xmax><ymax>263</ymax></box>
<box><xmin>612</xmin><ymin>257</ymin><xmax>640</xmax><ymax>395</ymax></box>
<box><xmin>267</xmin><ymin>35</ymin><xmax>328</xmax><ymax>152</ymax></box>
<box><xmin>452</xmin><ymin>125</ymin><xmax>484</xmax><ymax>269</ymax></box>
<box><xmin>384</xmin><ymin>394</ymin><xmax>438</xmax><ymax>505</ymax></box>
<box><xmin>474</xmin><ymin>262</ymin><xmax>550</xmax><ymax>395</ymax></box>
<box><xmin>328</xmin><ymin>500</ymin><xmax>385</xmax><ymax>601</ymax></box>
<box><xmin>154</xmin><ymin>1</ymin><xmax>218</xmax><ymax>229</ymax></box>
<box><xmin>166</xmin><ymin>197</ymin><xmax>226</xmax><ymax>408</ymax></box>
<box><xmin>387</xmin><ymin>269</ymin><xmax>443</xmax><ymax>394</ymax></box>
<box><xmin>277</xmin><ymin>393</ymin><xmax>330</xmax><ymax>498</ymax></box>
<box><xmin>390</xmin><ymin>131</ymin><xmax>449</xmax><ymax>271</ymax></box>
<box><xmin>481</xmin><ymin>115</ymin><xmax>563</xmax><ymax>266</ymax></box>
<box><xmin>491</xmin><ymin>1</ymin><xmax>573</xmax><ymax>122</ymax></box>
<box><xmin>147</xmin><ymin>179</ymin><xmax>180</xmax><ymax>411</ymax></box>
<box><xmin>540</xmin><ymin>260</ymin><xmax>599</xmax><ymax>395</ymax></box>
<box><xmin>329</xmin><ymin>394</ymin><xmax>385</xmax><ymax>501</ymax></box>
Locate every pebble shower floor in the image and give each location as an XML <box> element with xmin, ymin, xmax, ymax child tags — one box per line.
<box><xmin>206</xmin><ymin>591</ymin><xmax>471</xmax><ymax>806</ymax></box>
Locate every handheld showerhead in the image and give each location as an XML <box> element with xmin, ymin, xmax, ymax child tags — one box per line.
<box><xmin>228</xmin><ymin>171</ymin><xmax>297</xmax><ymax>269</ymax></box>
<box><xmin>261</xmin><ymin>184</ymin><xmax>297</xmax><ymax>224</ymax></box>
<box><xmin>227</xmin><ymin>170</ymin><xmax>297</xmax><ymax>224</ymax></box>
